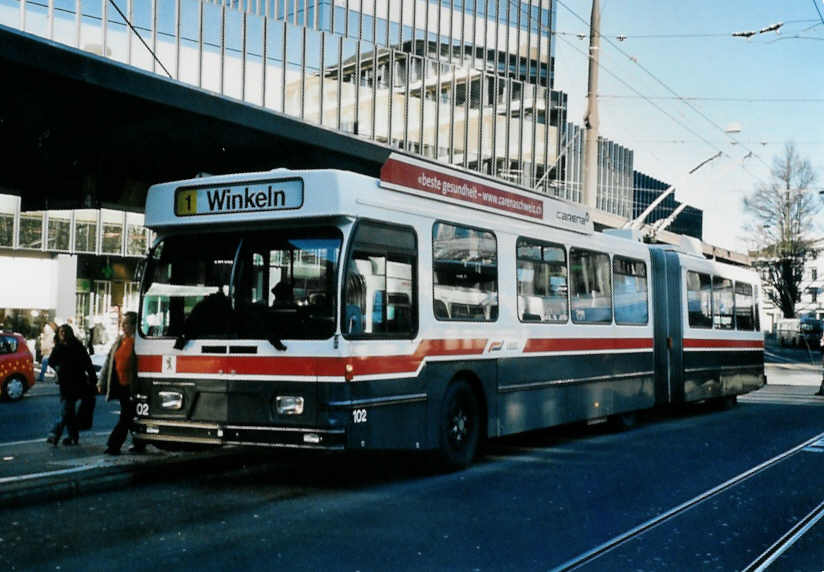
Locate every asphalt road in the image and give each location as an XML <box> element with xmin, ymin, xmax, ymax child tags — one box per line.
<box><xmin>1</xmin><ymin>382</ymin><xmax>121</xmax><ymax>444</ymax></box>
<box><xmin>1</xmin><ymin>340</ymin><xmax>823</xmax><ymax>571</ymax></box>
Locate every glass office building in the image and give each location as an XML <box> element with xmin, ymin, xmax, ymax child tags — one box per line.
<box><xmin>5</xmin><ymin>0</ymin><xmax>561</xmax><ymax>192</ymax></box>
<box><xmin>552</xmin><ymin>120</ymin><xmax>635</xmax><ymax>219</ymax></box>
<box><xmin>4</xmin><ymin>0</ymin><xmax>655</xmax><ymax>219</ymax></box>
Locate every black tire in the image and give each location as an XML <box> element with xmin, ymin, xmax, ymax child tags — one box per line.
<box><xmin>437</xmin><ymin>380</ymin><xmax>480</xmax><ymax>470</ymax></box>
<box><xmin>2</xmin><ymin>375</ymin><xmax>27</xmax><ymax>402</ymax></box>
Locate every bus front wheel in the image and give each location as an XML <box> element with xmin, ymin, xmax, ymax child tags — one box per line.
<box><xmin>437</xmin><ymin>380</ymin><xmax>480</xmax><ymax>470</ymax></box>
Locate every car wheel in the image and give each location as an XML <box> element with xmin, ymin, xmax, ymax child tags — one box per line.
<box><xmin>2</xmin><ymin>375</ymin><xmax>27</xmax><ymax>402</ymax></box>
<box><xmin>437</xmin><ymin>380</ymin><xmax>480</xmax><ymax>471</ymax></box>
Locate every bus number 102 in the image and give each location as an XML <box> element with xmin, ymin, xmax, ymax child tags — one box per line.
<box><xmin>352</xmin><ymin>409</ymin><xmax>367</xmax><ymax>424</ymax></box>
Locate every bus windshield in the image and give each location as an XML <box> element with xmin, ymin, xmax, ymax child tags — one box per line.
<box><xmin>140</xmin><ymin>227</ymin><xmax>342</xmax><ymax>342</ymax></box>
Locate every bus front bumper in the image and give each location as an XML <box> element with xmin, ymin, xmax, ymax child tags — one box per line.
<box><xmin>133</xmin><ymin>419</ymin><xmax>346</xmax><ymax>450</ymax></box>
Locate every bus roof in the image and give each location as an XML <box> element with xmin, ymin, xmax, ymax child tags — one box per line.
<box><xmin>144</xmin><ymin>155</ymin><xmax>595</xmax><ymax>235</ymax></box>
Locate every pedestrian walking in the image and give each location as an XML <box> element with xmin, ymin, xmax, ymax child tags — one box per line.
<box><xmin>46</xmin><ymin>324</ymin><xmax>97</xmax><ymax>446</ymax></box>
<box><xmin>98</xmin><ymin>311</ymin><xmax>145</xmax><ymax>455</ymax></box>
<box><xmin>37</xmin><ymin>321</ymin><xmax>56</xmax><ymax>382</ymax></box>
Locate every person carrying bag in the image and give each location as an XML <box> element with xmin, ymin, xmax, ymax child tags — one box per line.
<box><xmin>46</xmin><ymin>324</ymin><xmax>97</xmax><ymax>446</ymax></box>
<box><xmin>76</xmin><ymin>372</ymin><xmax>97</xmax><ymax>430</ymax></box>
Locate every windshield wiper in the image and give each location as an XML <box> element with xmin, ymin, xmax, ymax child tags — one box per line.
<box><xmin>268</xmin><ymin>335</ymin><xmax>287</xmax><ymax>352</ymax></box>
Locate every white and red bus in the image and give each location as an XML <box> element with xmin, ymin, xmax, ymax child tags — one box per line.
<box><xmin>133</xmin><ymin>154</ymin><xmax>765</xmax><ymax>468</ymax></box>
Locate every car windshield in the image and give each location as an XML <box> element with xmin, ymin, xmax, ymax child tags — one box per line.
<box><xmin>140</xmin><ymin>227</ymin><xmax>341</xmax><ymax>342</ymax></box>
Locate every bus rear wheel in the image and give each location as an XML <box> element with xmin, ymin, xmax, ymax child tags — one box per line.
<box><xmin>438</xmin><ymin>380</ymin><xmax>480</xmax><ymax>470</ymax></box>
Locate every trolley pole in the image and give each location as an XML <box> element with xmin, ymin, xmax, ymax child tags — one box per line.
<box><xmin>581</xmin><ymin>0</ymin><xmax>600</xmax><ymax>210</ymax></box>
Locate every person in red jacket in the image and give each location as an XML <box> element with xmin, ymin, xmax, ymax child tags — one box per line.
<box><xmin>98</xmin><ymin>312</ymin><xmax>142</xmax><ymax>455</ymax></box>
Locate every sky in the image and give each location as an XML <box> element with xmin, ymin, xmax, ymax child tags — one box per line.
<box><xmin>552</xmin><ymin>0</ymin><xmax>824</xmax><ymax>252</ymax></box>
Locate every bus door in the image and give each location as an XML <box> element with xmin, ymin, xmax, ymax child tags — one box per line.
<box><xmin>650</xmin><ymin>249</ymin><xmax>684</xmax><ymax>406</ymax></box>
<box><xmin>341</xmin><ymin>219</ymin><xmax>425</xmax><ymax>451</ymax></box>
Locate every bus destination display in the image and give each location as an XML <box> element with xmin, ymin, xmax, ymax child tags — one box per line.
<box><xmin>174</xmin><ymin>178</ymin><xmax>304</xmax><ymax>216</ymax></box>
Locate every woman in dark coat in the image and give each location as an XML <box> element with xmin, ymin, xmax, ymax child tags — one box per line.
<box><xmin>46</xmin><ymin>324</ymin><xmax>97</xmax><ymax>446</ymax></box>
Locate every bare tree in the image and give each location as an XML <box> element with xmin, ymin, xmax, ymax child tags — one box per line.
<box><xmin>743</xmin><ymin>142</ymin><xmax>820</xmax><ymax>318</ymax></box>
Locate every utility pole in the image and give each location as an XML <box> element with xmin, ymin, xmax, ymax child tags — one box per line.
<box><xmin>581</xmin><ymin>0</ymin><xmax>600</xmax><ymax>210</ymax></box>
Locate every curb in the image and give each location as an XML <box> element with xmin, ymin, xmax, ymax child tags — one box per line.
<box><xmin>0</xmin><ymin>447</ymin><xmax>254</xmax><ymax>509</ymax></box>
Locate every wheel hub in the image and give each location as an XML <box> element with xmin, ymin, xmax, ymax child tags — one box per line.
<box><xmin>6</xmin><ymin>378</ymin><xmax>24</xmax><ymax>400</ymax></box>
<box><xmin>451</xmin><ymin>409</ymin><xmax>468</xmax><ymax>443</ymax></box>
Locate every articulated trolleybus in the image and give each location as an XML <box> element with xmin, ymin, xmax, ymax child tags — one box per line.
<box><xmin>134</xmin><ymin>154</ymin><xmax>765</xmax><ymax>468</ymax></box>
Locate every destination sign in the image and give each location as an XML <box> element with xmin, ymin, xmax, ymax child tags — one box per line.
<box><xmin>174</xmin><ymin>178</ymin><xmax>303</xmax><ymax>216</ymax></box>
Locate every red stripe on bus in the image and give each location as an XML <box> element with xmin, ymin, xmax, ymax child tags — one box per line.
<box><xmin>683</xmin><ymin>339</ymin><xmax>764</xmax><ymax>349</ymax></box>
<box><xmin>138</xmin><ymin>355</ymin><xmax>162</xmax><ymax>372</ymax></box>
<box><xmin>137</xmin><ymin>338</ymin><xmax>489</xmax><ymax>378</ymax></box>
<box><xmin>523</xmin><ymin>338</ymin><xmax>654</xmax><ymax>353</ymax></box>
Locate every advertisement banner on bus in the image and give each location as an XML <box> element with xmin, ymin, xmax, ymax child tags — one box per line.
<box><xmin>379</xmin><ymin>154</ymin><xmax>592</xmax><ymax>234</ymax></box>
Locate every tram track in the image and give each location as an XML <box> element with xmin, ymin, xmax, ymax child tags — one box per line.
<box><xmin>742</xmin><ymin>498</ymin><xmax>824</xmax><ymax>571</ymax></box>
<box><xmin>550</xmin><ymin>430</ymin><xmax>824</xmax><ymax>571</ymax></box>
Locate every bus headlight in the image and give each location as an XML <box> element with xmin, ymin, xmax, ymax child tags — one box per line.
<box><xmin>159</xmin><ymin>391</ymin><xmax>183</xmax><ymax>410</ymax></box>
<box><xmin>276</xmin><ymin>395</ymin><xmax>304</xmax><ymax>416</ymax></box>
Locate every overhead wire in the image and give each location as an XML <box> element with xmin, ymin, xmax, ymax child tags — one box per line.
<box><xmin>812</xmin><ymin>0</ymin><xmax>824</xmax><ymax>25</ymax></box>
<box><xmin>555</xmin><ymin>0</ymin><xmax>773</xmax><ymax>172</ymax></box>
<box><xmin>554</xmin><ymin>19</ymin><xmax>822</xmax><ymax>40</ymax></box>
<box><xmin>553</xmin><ymin>32</ymin><xmax>722</xmax><ymax>153</ymax></box>
<box><xmin>597</xmin><ymin>95</ymin><xmax>824</xmax><ymax>103</ymax></box>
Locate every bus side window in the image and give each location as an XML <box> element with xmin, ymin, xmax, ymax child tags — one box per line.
<box><xmin>516</xmin><ymin>237</ymin><xmax>568</xmax><ymax>323</ymax></box>
<box><xmin>343</xmin><ymin>221</ymin><xmax>418</xmax><ymax>338</ymax></box>
<box><xmin>734</xmin><ymin>281</ymin><xmax>755</xmax><ymax>331</ymax></box>
<box><xmin>613</xmin><ymin>256</ymin><xmax>648</xmax><ymax>325</ymax></box>
<box><xmin>713</xmin><ymin>276</ymin><xmax>734</xmax><ymax>330</ymax></box>
<box><xmin>686</xmin><ymin>271</ymin><xmax>713</xmax><ymax>329</ymax></box>
<box><xmin>569</xmin><ymin>248</ymin><xmax>612</xmax><ymax>324</ymax></box>
<box><xmin>433</xmin><ymin>222</ymin><xmax>498</xmax><ymax>322</ymax></box>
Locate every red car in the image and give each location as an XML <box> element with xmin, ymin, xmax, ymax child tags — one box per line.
<box><xmin>0</xmin><ymin>332</ymin><xmax>35</xmax><ymax>401</ymax></box>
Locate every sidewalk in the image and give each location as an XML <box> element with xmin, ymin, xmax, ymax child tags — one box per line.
<box><xmin>0</xmin><ymin>429</ymin><xmax>250</xmax><ymax>509</ymax></box>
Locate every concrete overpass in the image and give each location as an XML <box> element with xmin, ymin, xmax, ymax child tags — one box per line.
<box><xmin>0</xmin><ymin>24</ymin><xmax>390</xmax><ymax>212</ymax></box>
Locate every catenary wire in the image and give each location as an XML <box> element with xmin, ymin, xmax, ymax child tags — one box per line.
<box><xmin>555</xmin><ymin>0</ymin><xmax>773</xmax><ymax>172</ymax></box>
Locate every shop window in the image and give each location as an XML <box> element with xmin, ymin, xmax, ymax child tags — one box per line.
<box><xmin>0</xmin><ymin>212</ymin><xmax>13</xmax><ymax>247</ymax></box>
<box><xmin>126</xmin><ymin>213</ymin><xmax>148</xmax><ymax>256</ymax></box>
<box><xmin>101</xmin><ymin>210</ymin><xmax>123</xmax><ymax>255</ymax></box>
<box><xmin>18</xmin><ymin>212</ymin><xmax>43</xmax><ymax>250</ymax></box>
<box><xmin>75</xmin><ymin>210</ymin><xmax>98</xmax><ymax>254</ymax></box>
<box><xmin>47</xmin><ymin>211</ymin><xmax>72</xmax><ymax>251</ymax></box>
